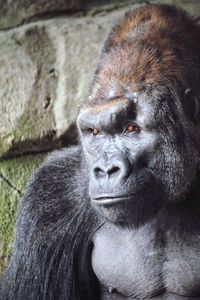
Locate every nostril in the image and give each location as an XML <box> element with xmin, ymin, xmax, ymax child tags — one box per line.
<box><xmin>94</xmin><ymin>167</ymin><xmax>105</xmax><ymax>178</ymax></box>
<box><xmin>93</xmin><ymin>165</ymin><xmax>120</xmax><ymax>178</ymax></box>
<box><xmin>107</xmin><ymin>166</ymin><xmax>120</xmax><ymax>177</ymax></box>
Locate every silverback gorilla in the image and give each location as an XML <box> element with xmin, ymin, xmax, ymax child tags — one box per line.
<box><xmin>1</xmin><ymin>3</ymin><xmax>200</xmax><ymax>300</ymax></box>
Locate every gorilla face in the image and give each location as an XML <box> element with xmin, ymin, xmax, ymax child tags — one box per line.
<box><xmin>77</xmin><ymin>87</ymin><xmax>200</xmax><ymax>226</ymax></box>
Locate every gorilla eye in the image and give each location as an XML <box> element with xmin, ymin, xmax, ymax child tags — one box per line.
<box><xmin>125</xmin><ymin>123</ymin><xmax>140</xmax><ymax>133</ymax></box>
<box><xmin>93</xmin><ymin>128</ymin><xmax>100</xmax><ymax>135</ymax></box>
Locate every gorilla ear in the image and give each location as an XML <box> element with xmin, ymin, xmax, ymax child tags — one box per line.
<box><xmin>182</xmin><ymin>89</ymin><xmax>200</xmax><ymax>124</ymax></box>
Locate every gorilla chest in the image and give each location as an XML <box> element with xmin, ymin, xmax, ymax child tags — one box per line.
<box><xmin>92</xmin><ymin>223</ymin><xmax>200</xmax><ymax>299</ymax></box>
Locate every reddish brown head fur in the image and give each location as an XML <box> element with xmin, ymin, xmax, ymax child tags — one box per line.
<box><xmin>85</xmin><ymin>4</ymin><xmax>200</xmax><ymax>109</ymax></box>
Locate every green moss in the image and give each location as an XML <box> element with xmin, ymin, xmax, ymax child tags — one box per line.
<box><xmin>0</xmin><ymin>154</ymin><xmax>45</xmax><ymax>274</ymax></box>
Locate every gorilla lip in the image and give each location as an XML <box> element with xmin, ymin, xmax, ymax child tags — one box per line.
<box><xmin>91</xmin><ymin>194</ymin><xmax>135</xmax><ymax>206</ymax></box>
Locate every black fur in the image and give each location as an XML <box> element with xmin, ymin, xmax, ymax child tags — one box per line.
<box><xmin>0</xmin><ymin>147</ymin><xmax>101</xmax><ymax>300</ymax></box>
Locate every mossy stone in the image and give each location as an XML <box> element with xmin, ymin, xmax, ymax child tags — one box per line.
<box><xmin>0</xmin><ymin>154</ymin><xmax>45</xmax><ymax>274</ymax></box>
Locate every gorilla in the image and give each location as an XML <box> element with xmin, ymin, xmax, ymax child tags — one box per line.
<box><xmin>1</xmin><ymin>3</ymin><xmax>200</xmax><ymax>300</ymax></box>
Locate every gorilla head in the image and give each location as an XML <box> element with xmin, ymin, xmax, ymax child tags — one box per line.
<box><xmin>77</xmin><ymin>4</ymin><xmax>200</xmax><ymax>226</ymax></box>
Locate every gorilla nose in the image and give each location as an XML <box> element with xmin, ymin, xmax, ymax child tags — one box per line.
<box><xmin>94</xmin><ymin>165</ymin><xmax>120</xmax><ymax>178</ymax></box>
<box><xmin>92</xmin><ymin>155</ymin><xmax>131</xmax><ymax>182</ymax></box>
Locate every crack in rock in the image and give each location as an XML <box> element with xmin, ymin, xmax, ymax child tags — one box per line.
<box><xmin>0</xmin><ymin>171</ymin><xmax>22</xmax><ymax>195</ymax></box>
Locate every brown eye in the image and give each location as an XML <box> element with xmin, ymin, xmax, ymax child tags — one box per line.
<box><xmin>125</xmin><ymin>123</ymin><xmax>140</xmax><ymax>133</ymax></box>
<box><xmin>93</xmin><ymin>128</ymin><xmax>100</xmax><ymax>135</ymax></box>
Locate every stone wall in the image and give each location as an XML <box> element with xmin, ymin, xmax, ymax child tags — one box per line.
<box><xmin>0</xmin><ymin>0</ymin><xmax>200</xmax><ymax>274</ymax></box>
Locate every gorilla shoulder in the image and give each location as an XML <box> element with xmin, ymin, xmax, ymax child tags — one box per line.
<box><xmin>18</xmin><ymin>145</ymin><xmax>88</xmax><ymax>223</ymax></box>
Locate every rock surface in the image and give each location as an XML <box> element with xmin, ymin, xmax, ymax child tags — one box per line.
<box><xmin>0</xmin><ymin>0</ymin><xmax>135</xmax><ymax>30</ymax></box>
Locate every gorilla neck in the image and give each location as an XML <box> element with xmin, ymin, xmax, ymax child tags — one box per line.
<box><xmin>160</xmin><ymin>203</ymin><xmax>200</xmax><ymax>234</ymax></box>
<box><xmin>162</xmin><ymin>175</ymin><xmax>200</xmax><ymax>233</ymax></box>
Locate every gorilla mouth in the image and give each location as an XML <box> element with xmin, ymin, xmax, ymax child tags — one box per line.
<box><xmin>91</xmin><ymin>194</ymin><xmax>135</xmax><ymax>206</ymax></box>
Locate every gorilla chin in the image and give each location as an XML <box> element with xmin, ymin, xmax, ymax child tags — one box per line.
<box><xmin>90</xmin><ymin>170</ymin><xmax>162</xmax><ymax>227</ymax></box>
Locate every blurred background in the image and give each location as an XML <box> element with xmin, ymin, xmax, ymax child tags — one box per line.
<box><xmin>0</xmin><ymin>0</ymin><xmax>200</xmax><ymax>274</ymax></box>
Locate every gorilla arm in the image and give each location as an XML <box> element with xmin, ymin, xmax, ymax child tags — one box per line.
<box><xmin>0</xmin><ymin>146</ymin><xmax>100</xmax><ymax>300</ymax></box>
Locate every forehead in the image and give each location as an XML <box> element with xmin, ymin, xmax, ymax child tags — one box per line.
<box><xmin>79</xmin><ymin>90</ymin><xmax>163</xmax><ymax>125</ymax></box>
<box><xmin>87</xmin><ymin>98</ymin><xmax>129</xmax><ymax>114</ymax></box>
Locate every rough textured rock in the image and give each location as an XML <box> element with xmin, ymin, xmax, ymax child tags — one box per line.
<box><xmin>0</xmin><ymin>0</ymin><xmax>88</xmax><ymax>29</ymax></box>
<box><xmin>0</xmin><ymin>154</ymin><xmax>45</xmax><ymax>273</ymax></box>
<box><xmin>0</xmin><ymin>0</ymin><xmax>134</xmax><ymax>30</ymax></box>
<box><xmin>0</xmin><ymin>25</ymin><xmax>58</xmax><ymax>158</ymax></box>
